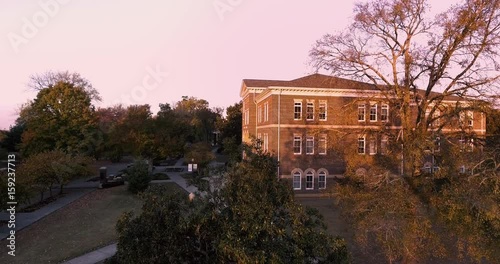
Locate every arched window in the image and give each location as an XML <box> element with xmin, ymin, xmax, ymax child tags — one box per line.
<box><xmin>305</xmin><ymin>170</ymin><xmax>314</xmax><ymax>190</ymax></box>
<box><xmin>318</xmin><ymin>171</ymin><xmax>327</xmax><ymax>189</ymax></box>
<box><xmin>292</xmin><ymin>171</ymin><xmax>301</xmax><ymax>190</ymax></box>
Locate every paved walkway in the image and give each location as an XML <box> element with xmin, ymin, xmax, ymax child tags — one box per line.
<box><xmin>64</xmin><ymin>161</ymin><xmax>201</xmax><ymax>264</ymax></box>
<box><xmin>63</xmin><ymin>243</ymin><xmax>117</xmax><ymax>264</ymax></box>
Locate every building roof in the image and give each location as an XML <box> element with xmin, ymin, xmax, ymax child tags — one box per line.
<box><xmin>242</xmin><ymin>73</ymin><xmax>463</xmax><ymax>101</ymax></box>
<box><xmin>243</xmin><ymin>73</ymin><xmax>379</xmax><ymax>90</ymax></box>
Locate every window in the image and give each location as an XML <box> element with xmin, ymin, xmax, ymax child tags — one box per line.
<box><xmin>381</xmin><ymin>135</ymin><xmax>388</xmax><ymax>154</ymax></box>
<box><xmin>434</xmin><ymin>136</ymin><xmax>440</xmax><ymax>152</ymax></box>
<box><xmin>293</xmin><ymin>135</ymin><xmax>302</xmax><ymax>154</ymax></box>
<box><xmin>293</xmin><ymin>171</ymin><xmax>301</xmax><ymax>190</ymax></box>
<box><xmin>467</xmin><ymin>111</ymin><xmax>473</xmax><ymax>127</ymax></box>
<box><xmin>306</xmin><ymin>136</ymin><xmax>314</xmax><ymax>155</ymax></box>
<box><xmin>318</xmin><ymin>171</ymin><xmax>326</xmax><ymax>189</ymax></box>
<box><xmin>459</xmin><ymin>136</ymin><xmax>466</xmax><ymax>151</ymax></box>
<box><xmin>306</xmin><ymin>101</ymin><xmax>314</xmax><ymax>120</ymax></box>
<box><xmin>358</xmin><ymin>137</ymin><xmax>365</xmax><ymax>154</ymax></box>
<box><xmin>263</xmin><ymin>133</ymin><xmax>269</xmax><ymax>152</ymax></box>
<box><xmin>319</xmin><ymin>101</ymin><xmax>327</xmax><ymax>121</ymax></box>
<box><xmin>319</xmin><ymin>134</ymin><xmax>327</xmax><ymax>155</ymax></box>
<box><xmin>381</xmin><ymin>104</ymin><xmax>389</xmax><ymax>122</ymax></box>
<box><xmin>264</xmin><ymin>102</ymin><xmax>269</xmax><ymax>121</ymax></box>
<box><xmin>244</xmin><ymin>109</ymin><xmax>249</xmax><ymax>125</ymax></box>
<box><xmin>257</xmin><ymin>133</ymin><xmax>262</xmax><ymax>148</ymax></box>
<box><xmin>460</xmin><ymin>136</ymin><xmax>474</xmax><ymax>152</ymax></box>
<box><xmin>423</xmin><ymin>163</ymin><xmax>432</xmax><ymax>173</ymax></box>
<box><xmin>370</xmin><ymin>104</ymin><xmax>377</xmax><ymax>122</ymax></box>
<box><xmin>369</xmin><ymin>137</ymin><xmax>377</xmax><ymax>155</ymax></box>
<box><xmin>257</xmin><ymin>106</ymin><xmax>262</xmax><ymax>123</ymax></box>
<box><xmin>358</xmin><ymin>104</ymin><xmax>365</xmax><ymax>121</ymax></box>
<box><xmin>294</xmin><ymin>102</ymin><xmax>302</xmax><ymax>120</ymax></box>
<box><xmin>305</xmin><ymin>171</ymin><xmax>314</xmax><ymax>190</ymax></box>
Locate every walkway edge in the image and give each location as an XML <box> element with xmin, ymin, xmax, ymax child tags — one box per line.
<box><xmin>63</xmin><ymin>243</ymin><xmax>117</xmax><ymax>264</ymax></box>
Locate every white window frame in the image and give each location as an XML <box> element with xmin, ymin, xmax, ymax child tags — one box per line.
<box><xmin>369</xmin><ymin>137</ymin><xmax>377</xmax><ymax>155</ymax></box>
<box><xmin>381</xmin><ymin>104</ymin><xmax>389</xmax><ymax>122</ymax></box>
<box><xmin>306</xmin><ymin>101</ymin><xmax>314</xmax><ymax>121</ymax></box>
<box><xmin>263</xmin><ymin>133</ymin><xmax>269</xmax><ymax>152</ymax></box>
<box><xmin>319</xmin><ymin>134</ymin><xmax>327</xmax><ymax>155</ymax></box>
<box><xmin>434</xmin><ymin>136</ymin><xmax>441</xmax><ymax>152</ymax></box>
<box><xmin>293</xmin><ymin>171</ymin><xmax>301</xmax><ymax>190</ymax></box>
<box><xmin>306</xmin><ymin>136</ymin><xmax>314</xmax><ymax>155</ymax></box>
<box><xmin>245</xmin><ymin>109</ymin><xmax>249</xmax><ymax>125</ymax></box>
<box><xmin>318</xmin><ymin>171</ymin><xmax>326</xmax><ymax>189</ymax></box>
<box><xmin>381</xmin><ymin>135</ymin><xmax>388</xmax><ymax>155</ymax></box>
<box><xmin>257</xmin><ymin>106</ymin><xmax>262</xmax><ymax>123</ymax></box>
<box><xmin>294</xmin><ymin>101</ymin><xmax>302</xmax><ymax>120</ymax></box>
<box><xmin>305</xmin><ymin>171</ymin><xmax>314</xmax><ymax>190</ymax></box>
<box><xmin>358</xmin><ymin>104</ymin><xmax>365</xmax><ymax>122</ymax></box>
<box><xmin>293</xmin><ymin>135</ymin><xmax>302</xmax><ymax>155</ymax></box>
<box><xmin>370</xmin><ymin>103</ymin><xmax>377</xmax><ymax>122</ymax></box>
<box><xmin>264</xmin><ymin>102</ymin><xmax>269</xmax><ymax>122</ymax></box>
<box><xmin>358</xmin><ymin>136</ymin><xmax>365</xmax><ymax>154</ymax></box>
<box><xmin>467</xmin><ymin>110</ymin><xmax>473</xmax><ymax>127</ymax></box>
<box><xmin>319</xmin><ymin>101</ymin><xmax>327</xmax><ymax>121</ymax></box>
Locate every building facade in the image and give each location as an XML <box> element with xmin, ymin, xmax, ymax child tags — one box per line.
<box><xmin>240</xmin><ymin>74</ymin><xmax>487</xmax><ymax>192</ymax></box>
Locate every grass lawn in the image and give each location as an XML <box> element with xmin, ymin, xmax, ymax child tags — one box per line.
<box><xmin>0</xmin><ymin>183</ymin><xmax>184</xmax><ymax>264</ymax></box>
<box><xmin>151</xmin><ymin>172</ymin><xmax>170</xmax><ymax>180</ymax></box>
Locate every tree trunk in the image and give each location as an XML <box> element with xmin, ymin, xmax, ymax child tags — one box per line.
<box><xmin>59</xmin><ymin>184</ymin><xmax>64</xmax><ymax>195</ymax></box>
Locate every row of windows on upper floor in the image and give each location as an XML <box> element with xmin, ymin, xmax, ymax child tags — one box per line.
<box><xmin>293</xmin><ymin>101</ymin><xmax>390</xmax><ymax>122</ymax></box>
<box><xmin>244</xmin><ymin>101</ymin><xmax>476</xmax><ymax>127</ymax></box>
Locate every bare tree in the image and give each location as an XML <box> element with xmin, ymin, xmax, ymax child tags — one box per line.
<box><xmin>310</xmin><ymin>0</ymin><xmax>500</xmax><ymax>173</ymax></box>
<box><xmin>28</xmin><ymin>71</ymin><xmax>101</xmax><ymax>102</ymax></box>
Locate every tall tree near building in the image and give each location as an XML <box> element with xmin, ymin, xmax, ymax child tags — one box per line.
<box><xmin>310</xmin><ymin>0</ymin><xmax>500</xmax><ymax>174</ymax></box>
<box><xmin>310</xmin><ymin>1</ymin><xmax>500</xmax><ymax>262</ymax></box>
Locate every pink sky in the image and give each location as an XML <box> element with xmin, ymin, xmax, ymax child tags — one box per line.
<box><xmin>0</xmin><ymin>0</ymin><xmax>454</xmax><ymax>130</ymax></box>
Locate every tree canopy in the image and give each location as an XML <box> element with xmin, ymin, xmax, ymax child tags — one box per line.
<box><xmin>310</xmin><ymin>0</ymin><xmax>500</xmax><ymax>174</ymax></box>
<box><xmin>114</xmin><ymin>142</ymin><xmax>350</xmax><ymax>263</ymax></box>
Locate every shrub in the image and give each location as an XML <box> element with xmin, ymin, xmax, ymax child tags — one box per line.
<box><xmin>126</xmin><ymin>160</ymin><xmax>150</xmax><ymax>194</ymax></box>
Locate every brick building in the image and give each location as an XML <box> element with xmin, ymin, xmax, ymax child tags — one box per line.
<box><xmin>240</xmin><ymin>74</ymin><xmax>486</xmax><ymax>192</ymax></box>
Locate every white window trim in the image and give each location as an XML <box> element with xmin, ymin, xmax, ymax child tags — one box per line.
<box><xmin>257</xmin><ymin>106</ymin><xmax>262</xmax><ymax>123</ymax></box>
<box><xmin>264</xmin><ymin>102</ymin><xmax>269</xmax><ymax>122</ymax></box>
<box><xmin>381</xmin><ymin>135</ymin><xmax>388</xmax><ymax>155</ymax></box>
<box><xmin>293</xmin><ymin>171</ymin><xmax>302</xmax><ymax>190</ymax></box>
<box><xmin>305</xmin><ymin>170</ymin><xmax>314</xmax><ymax>190</ymax></box>
<box><xmin>319</xmin><ymin>134</ymin><xmax>327</xmax><ymax>155</ymax></box>
<box><xmin>294</xmin><ymin>101</ymin><xmax>302</xmax><ymax>120</ymax></box>
<box><xmin>263</xmin><ymin>133</ymin><xmax>268</xmax><ymax>152</ymax></box>
<box><xmin>369</xmin><ymin>137</ymin><xmax>377</xmax><ymax>155</ymax></box>
<box><xmin>358</xmin><ymin>104</ymin><xmax>365</xmax><ymax>122</ymax></box>
<box><xmin>306</xmin><ymin>136</ymin><xmax>314</xmax><ymax>155</ymax></box>
<box><xmin>381</xmin><ymin>104</ymin><xmax>389</xmax><ymax>122</ymax></box>
<box><xmin>319</xmin><ymin>100</ymin><xmax>327</xmax><ymax>121</ymax></box>
<box><xmin>358</xmin><ymin>136</ymin><xmax>366</xmax><ymax>154</ymax></box>
<box><xmin>306</xmin><ymin>101</ymin><xmax>314</xmax><ymax>121</ymax></box>
<box><xmin>467</xmin><ymin>111</ymin><xmax>473</xmax><ymax>127</ymax></box>
<box><xmin>293</xmin><ymin>135</ymin><xmax>302</xmax><ymax>155</ymax></box>
<box><xmin>318</xmin><ymin>170</ymin><xmax>327</xmax><ymax>189</ymax></box>
<box><xmin>370</xmin><ymin>103</ymin><xmax>377</xmax><ymax>122</ymax></box>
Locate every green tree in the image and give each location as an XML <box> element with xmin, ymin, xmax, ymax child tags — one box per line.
<box><xmin>114</xmin><ymin>142</ymin><xmax>351</xmax><ymax>263</ymax></box>
<box><xmin>126</xmin><ymin>160</ymin><xmax>151</xmax><ymax>194</ymax></box>
<box><xmin>17</xmin><ymin>150</ymin><xmax>92</xmax><ymax>201</ymax></box>
<box><xmin>174</xmin><ymin>97</ymin><xmax>220</xmax><ymax>143</ymax></box>
<box><xmin>20</xmin><ymin>80</ymin><xmax>99</xmax><ymax>157</ymax></box>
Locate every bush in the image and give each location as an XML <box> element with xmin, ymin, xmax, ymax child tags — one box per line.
<box><xmin>126</xmin><ymin>160</ymin><xmax>151</xmax><ymax>194</ymax></box>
